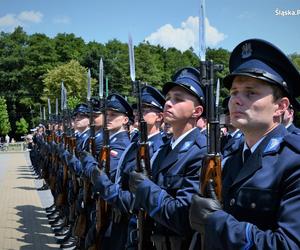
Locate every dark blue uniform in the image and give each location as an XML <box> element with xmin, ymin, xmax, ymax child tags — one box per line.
<box><xmin>87</xmin><ymin>132</ymin><xmax>164</xmax><ymax>249</ymax></box>
<box><xmin>221</xmin><ymin>130</ymin><xmax>244</xmax><ymax>159</ymax></box>
<box><xmin>286</xmin><ymin>123</ymin><xmax>300</xmax><ymax>134</ymax></box>
<box><xmin>134</xmin><ymin>128</ymin><xmax>206</xmax><ymax>248</ymax></box>
<box><xmin>204</xmin><ymin>125</ymin><xmax>300</xmax><ymax>249</ymax></box>
<box><xmin>190</xmin><ymin>38</ymin><xmax>300</xmax><ymax>250</ymax></box>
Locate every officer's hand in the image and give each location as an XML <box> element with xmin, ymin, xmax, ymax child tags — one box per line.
<box><xmin>189</xmin><ymin>194</ymin><xmax>222</xmax><ymax>234</ymax></box>
<box><xmin>129</xmin><ymin>171</ymin><xmax>147</xmax><ymax>194</ymax></box>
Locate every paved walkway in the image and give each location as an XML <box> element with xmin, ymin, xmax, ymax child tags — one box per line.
<box><xmin>0</xmin><ymin>151</ymin><xmax>60</xmax><ymax>250</ymax></box>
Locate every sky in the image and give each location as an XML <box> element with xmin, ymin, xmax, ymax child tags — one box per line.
<box><xmin>0</xmin><ymin>0</ymin><xmax>300</xmax><ymax>55</ymax></box>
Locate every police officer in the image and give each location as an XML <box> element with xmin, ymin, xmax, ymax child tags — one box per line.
<box><xmin>73</xmin><ymin>103</ymin><xmax>91</xmax><ymax>152</ymax></box>
<box><xmin>129</xmin><ymin>67</ymin><xmax>207</xmax><ymax>249</ymax></box>
<box><xmin>220</xmin><ymin>96</ymin><xmax>244</xmax><ymax>158</ymax></box>
<box><xmin>89</xmin><ymin>85</ymin><xmax>166</xmax><ymax>249</ymax></box>
<box><xmin>59</xmin><ymin>103</ymin><xmax>92</xmax><ymax>248</ymax></box>
<box><xmin>189</xmin><ymin>38</ymin><xmax>300</xmax><ymax>249</ymax></box>
<box><xmin>282</xmin><ymin>104</ymin><xmax>300</xmax><ymax>134</ymax></box>
<box><xmin>90</xmin><ymin>97</ymin><xmax>104</xmax><ymax>155</ymax></box>
<box><xmin>82</xmin><ymin>93</ymin><xmax>132</xmax><ymax>249</ymax></box>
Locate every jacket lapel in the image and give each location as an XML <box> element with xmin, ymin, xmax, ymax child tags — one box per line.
<box><xmin>154</xmin><ymin>129</ymin><xmax>198</xmax><ymax>176</ymax></box>
<box><xmin>230</xmin><ymin>125</ymin><xmax>286</xmax><ymax>188</ymax></box>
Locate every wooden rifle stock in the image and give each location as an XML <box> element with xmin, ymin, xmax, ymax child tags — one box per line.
<box><xmin>200</xmin><ymin>155</ymin><xmax>222</xmax><ymax>200</ymax></box>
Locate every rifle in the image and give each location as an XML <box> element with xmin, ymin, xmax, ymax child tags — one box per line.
<box><xmin>91</xmin><ymin>73</ymin><xmax>111</xmax><ymax>250</ymax></box>
<box><xmin>198</xmin><ymin>0</ymin><xmax>222</xmax><ymax>202</ymax></box>
<box><xmin>128</xmin><ymin>34</ymin><xmax>154</xmax><ymax>250</ymax></box>
<box><xmin>54</xmin><ymin>84</ymin><xmax>70</xmax><ymax>207</ymax></box>
<box><xmin>74</xmin><ymin>69</ymin><xmax>94</xmax><ymax>239</ymax></box>
<box><xmin>81</xmin><ymin>68</ymin><xmax>96</xmax><ymax>214</ymax></box>
<box><xmin>84</xmin><ymin>68</ymin><xmax>97</xmax><ymax>207</ymax></box>
<box><xmin>69</xmin><ymin>132</ymin><xmax>80</xmax><ymax>225</ymax></box>
<box><xmin>199</xmin><ymin>61</ymin><xmax>222</xmax><ymax>201</ymax></box>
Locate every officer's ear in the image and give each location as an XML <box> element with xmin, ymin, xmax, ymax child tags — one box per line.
<box><xmin>192</xmin><ymin>105</ymin><xmax>204</xmax><ymax>119</ymax></box>
<box><xmin>156</xmin><ymin>112</ymin><xmax>164</xmax><ymax>123</ymax></box>
<box><xmin>122</xmin><ymin>115</ymin><xmax>129</xmax><ymax>126</ymax></box>
<box><xmin>275</xmin><ymin>97</ymin><xmax>289</xmax><ymax>117</ymax></box>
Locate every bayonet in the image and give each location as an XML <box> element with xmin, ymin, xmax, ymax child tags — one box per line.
<box><xmin>63</xmin><ymin>85</ymin><xmax>67</xmax><ymax>110</ymax></box>
<box><xmin>128</xmin><ymin>34</ymin><xmax>136</xmax><ymax>82</ymax></box>
<box><xmin>216</xmin><ymin>78</ymin><xmax>220</xmax><ymax>109</ymax></box>
<box><xmin>61</xmin><ymin>81</ymin><xmax>64</xmax><ymax>111</ymax></box>
<box><xmin>55</xmin><ymin>98</ymin><xmax>58</xmax><ymax>116</ymax></box>
<box><xmin>99</xmin><ymin>58</ymin><xmax>104</xmax><ymax>99</ymax></box>
<box><xmin>48</xmin><ymin>98</ymin><xmax>51</xmax><ymax>117</ymax></box>
<box><xmin>199</xmin><ymin>0</ymin><xmax>206</xmax><ymax>61</ymax></box>
<box><xmin>87</xmin><ymin>68</ymin><xmax>91</xmax><ymax>101</ymax></box>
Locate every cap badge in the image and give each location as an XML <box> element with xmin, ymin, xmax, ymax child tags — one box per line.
<box><xmin>178</xmin><ymin>69</ymin><xmax>189</xmax><ymax>79</ymax></box>
<box><xmin>111</xmin><ymin>95</ymin><xmax>117</xmax><ymax>101</ymax></box>
<box><xmin>241</xmin><ymin>43</ymin><xmax>252</xmax><ymax>59</ymax></box>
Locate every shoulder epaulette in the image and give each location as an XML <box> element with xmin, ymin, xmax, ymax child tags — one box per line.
<box><xmin>264</xmin><ymin>137</ymin><xmax>284</xmax><ymax>154</ymax></box>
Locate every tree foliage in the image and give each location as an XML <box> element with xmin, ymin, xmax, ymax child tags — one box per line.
<box><xmin>43</xmin><ymin>59</ymin><xmax>97</xmax><ymax>104</ymax></box>
<box><xmin>0</xmin><ymin>97</ymin><xmax>11</xmax><ymax>136</ymax></box>
<box><xmin>290</xmin><ymin>53</ymin><xmax>300</xmax><ymax>70</ymax></box>
<box><xmin>16</xmin><ymin>117</ymin><xmax>29</xmax><ymax>135</ymax></box>
<box><xmin>5</xmin><ymin>27</ymin><xmax>299</xmax><ymax>135</ymax></box>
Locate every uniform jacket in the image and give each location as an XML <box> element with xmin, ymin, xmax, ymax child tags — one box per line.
<box><xmin>221</xmin><ymin>130</ymin><xmax>244</xmax><ymax>159</ymax></box>
<box><xmin>89</xmin><ymin>132</ymin><xmax>165</xmax><ymax>250</ymax></box>
<box><xmin>204</xmin><ymin>124</ymin><xmax>300</xmax><ymax>249</ymax></box>
<box><xmin>134</xmin><ymin>128</ymin><xmax>207</xmax><ymax>237</ymax></box>
<box><xmin>287</xmin><ymin>123</ymin><xmax>300</xmax><ymax>134</ymax></box>
<box><xmin>83</xmin><ymin>130</ymin><xmax>130</xmax><ymax>182</ymax></box>
<box><xmin>94</xmin><ymin>132</ymin><xmax>165</xmax><ymax>209</ymax></box>
<box><xmin>76</xmin><ymin>129</ymin><xmax>90</xmax><ymax>153</ymax></box>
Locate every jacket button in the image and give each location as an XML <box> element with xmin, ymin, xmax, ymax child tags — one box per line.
<box><xmin>229</xmin><ymin>198</ymin><xmax>235</xmax><ymax>206</ymax></box>
<box><xmin>250</xmin><ymin>202</ymin><xmax>256</xmax><ymax>209</ymax></box>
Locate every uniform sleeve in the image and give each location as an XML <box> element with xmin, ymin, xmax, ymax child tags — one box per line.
<box><xmin>93</xmin><ymin>173</ymin><xmax>134</xmax><ymax>214</ymax></box>
<box><xmin>204</xmin><ymin>162</ymin><xmax>300</xmax><ymax>250</ymax></box>
<box><xmin>134</xmin><ymin>153</ymin><xmax>203</xmax><ymax>236</ymax></box>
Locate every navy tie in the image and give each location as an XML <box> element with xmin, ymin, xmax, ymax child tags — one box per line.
<box><xmin>243</xmin><ymin>148</ymin><xmax>251</xmax><ymax>163</ymax></box>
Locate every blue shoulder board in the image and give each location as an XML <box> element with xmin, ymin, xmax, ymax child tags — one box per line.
<box><xmin>264</xmin><ymin>137</ymin><xmax>283</xmax><ymax>154</ymax></box>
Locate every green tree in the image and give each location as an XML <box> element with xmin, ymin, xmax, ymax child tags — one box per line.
<box><xmin>16</xmin><ymin>117</ymin><xmax>29</xmax><ymax>135</ymax></box>
<box><xmin>68</xmin><ymin>96</ymin><xmax>81</xmax><ymax>110</ymax></box>
<box><xmin>104</xmin><ymin>39</ymin><xmax>130</xmax><ymax>96</ymax></box>
<box><xmin>53</xmin><ymin>33</ymin><xmax>86</xmax><ymax>62</ymax></box>
<box><xmin>42</xmin><ymin>60</ymin><xmax>96</xmax><ymax>104</ymax></box>
<box><xmin>135</xmin><ymin>43</ymin><xmax>165</xmax><ymax>90</ymax></box>
<box><xmin>0</xmin><ymin>97</ymin><xmax>11</xmax><ymax>136</ymax></box>
<box><xmin>21</xmin><ymin>33</ymin><xmax>59</xmax><ymax>107</ymax></box>
<box><xmin>290</xmin><ymin>53</ymin><xmax>300</xmax><ymax>70</ymax></box>
<box><xmin>80</xmin><ymin>41</ymin><xmax>107</xmax><ymax>94</ymax></box>
<box><xmin>0</xmin><ymin>27</ymin><xmax>28</xmax><ymax>134</ymax></box>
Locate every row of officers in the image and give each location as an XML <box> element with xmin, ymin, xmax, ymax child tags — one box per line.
<box><xmin>30</xmin><ymin>38</ymin><xmax>300</xmax><ymax>250</ymax></box>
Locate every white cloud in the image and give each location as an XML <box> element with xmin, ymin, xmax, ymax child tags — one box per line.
<box><xmin>145</xmin><ymin>16</ymin><xmax>226</xmax><ymax>53</ymax></box>
<box><xmin>0</xmin><ymin>14</ymin><xmax>21</xmax><ymax>28</ymax></box>
<box><xmin>0</xmin><ymin>10</ymin><xmax>43</xmax><ymax>30</ymax></box>
<box><xmin>53</xmin><ymin>16</ymin><xmax>71</xmax><ymax>24</ymax></box>
<box><xmin>18</xmin><ymin>11</ymin><xmax>43</xmax><ymax>23</ymax></box>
